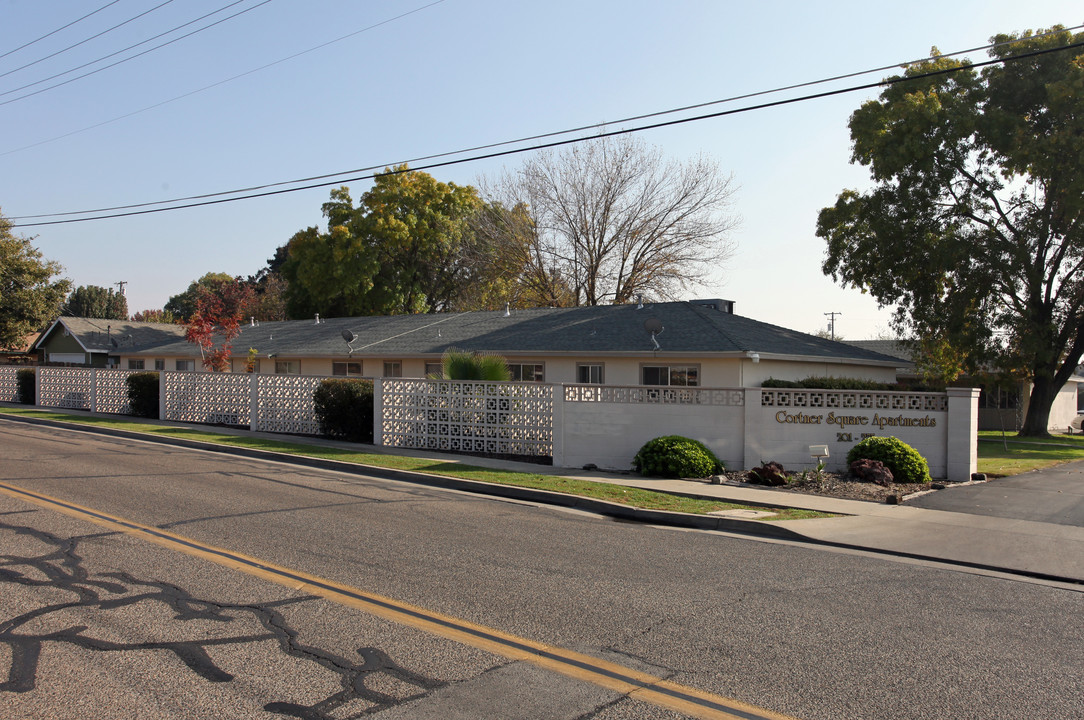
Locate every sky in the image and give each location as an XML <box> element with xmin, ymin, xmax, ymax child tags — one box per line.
<box><xmin>1</xmin><ymin>0</ymin><xmax>1080</xmax><ymax>340</ymax></box>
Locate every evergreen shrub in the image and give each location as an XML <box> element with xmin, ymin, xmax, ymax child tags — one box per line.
<box><xmin>846</xmin><ymin>436</ymin><xmax>931</xmax><ymax>484</ymax></box>
<box><xmin>16</xmin><ymin>369</ymin><xmax>34</xmax><ymax>404</ymax></box>
<box><xmin>632</xmin><ymin>435</ymin><xmax>723</xmax><ymax>478</ymax></box>
<box><xmin>313</xmin><ymin>378</ymin><xmax>374</xmax><ymax>442</ymax></box>
<box><xmin>126</xmin><ymin>372</ymin><xmax>160</xmax><ymax>418</ymax></box>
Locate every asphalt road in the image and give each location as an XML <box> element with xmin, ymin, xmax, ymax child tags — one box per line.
<box><xmin>909</xmin><ymin>459</ymin><xmax>1084</xmax><ymax>526</ymax></box>
<box><xmin>2</xmin><ymin>420</ymin><xmax>1082</xmax><ymax>720</ymax></box>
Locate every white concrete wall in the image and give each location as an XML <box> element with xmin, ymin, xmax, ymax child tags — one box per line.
<box><xmin>559</xmin><ymin>392</ymin><xmax>745</xmax><ymax>472</ymax></box>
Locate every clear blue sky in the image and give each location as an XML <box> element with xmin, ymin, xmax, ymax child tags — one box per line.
<box><xmin>2</xmin><ymin>0</ymin><xmax>1080</xmax><ymax>338</ymax></box>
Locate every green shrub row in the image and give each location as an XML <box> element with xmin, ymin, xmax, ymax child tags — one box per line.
<box><xmin>16</xmin><ymin>369</ymin><xmax>34</xmax><ymax>404</ymax></box>
<box><xmin>125</xmin><ymin>372</ymin><xmax>160</xmax><ymax>418</ymax></box>
<box><xmin>761</xmin><ymin>376</ymin><xmax>943</xmax><ymax>392</ymax></box>
<box><xmin>313</xmin><ymin>378</ymin><xmax>374</xmax><ymax>443</ymax></box>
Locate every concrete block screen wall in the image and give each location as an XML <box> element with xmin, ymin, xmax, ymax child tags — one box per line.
<box><xmin>3</xmin><ymin>367</ymin><xmax>979</xmax><ymax>481</ymax></box>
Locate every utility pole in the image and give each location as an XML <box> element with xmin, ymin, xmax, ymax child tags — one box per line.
<box><xmin>824</xmin><ymin>311</ymin><xmax>842</xmax><ymax>340</ymax></box>
<box><xmin>115</xmin><ymin>281</ymin><xmax>127</xmax><ymax>295</ymax></box>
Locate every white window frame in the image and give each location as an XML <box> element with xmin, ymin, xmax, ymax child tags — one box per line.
<box><xmin>332</xmin><ymin>361</ymin><xmax>363</xmax><ymax>377</ymax></box>
<box><xmin>641</xmin><ymin>364</ymin><xmax>700</xmax><ymax>387</ymax></box>
<box><xmin>508</xmin><ymin>363</ymin><xmax>545</xmax><ymax>382</ymax></box>
<box><xmin>576</xmin><ymin>363</ymin><xmax>604</xmax><ymax>384</ymax></box>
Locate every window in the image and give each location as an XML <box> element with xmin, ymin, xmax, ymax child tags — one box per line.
<box><xmin>508</xmin><ymin>363</ymin><xmax>545</xmax><ymax>382</ymax></box>
<box><xmin>576</xmin><ymin>364</ymin><xmax>604</xmax><ymax>384</ymax></box>
<box><xmin>175</xmin><ymin>359</ymin><xmax>195</xmax><ymax>372</ymax></box>
<box><xmin>383</xmin><ymin>361</ymin><xmax>402</xmax><ymax>378</ymax></box>
<box><xmin>333</xmin><ymin>361</ymin><xmax>363</xmax><ymax>376</ymax></box>
<box><xmin>275</xmin><ymin>360</ymin><xmax>300</xmax><ymax>375</ymax></box>
<box><xmin>642</xmin><ymin>365</ymin><xmax>699</xmax><ymax>386</ymax></box>
<box><xmin>424</xmin><ymin>362</ymin><xmax>443</xmax><ymax>378</ymax></box>
<box><xmin>127</xmin><ymin>359</ymin><xmax>145</xmax><ymax>370</ymax></box>
<box><xmin>154</xmin><ymin>359</ymin><xmax>165</xmax><ymax>371</ymax></box>
<box><xmin>979</xmin><ymin>385</ymin><xmax>1019</xmax><ymax>409</ymax></box>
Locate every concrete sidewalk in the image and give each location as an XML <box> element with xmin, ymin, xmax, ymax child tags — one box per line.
<box><xmin>4</xmin><ymin>407</ymin><xmax>1083</xmax><ymax>585</ymax></box>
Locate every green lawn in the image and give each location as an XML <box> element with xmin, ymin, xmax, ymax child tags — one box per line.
<box><xmin>0</xmin><ymin>406</ymin><xmax>830</xmax><ymax>521</ymax></box>
<box><xmin>978</xmin><ymin>430</ymin><xmax>1084</xmax><ymax>476</ymax></box>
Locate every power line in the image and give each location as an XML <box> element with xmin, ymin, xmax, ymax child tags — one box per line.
<box><xmin>0</xmin><ymin>0</ymin><xmax>124</xmax><ymax>61</ymax></box>
<box><xmin>0</xmin><ymin>0</ymin><xmax>448</xmax><ymax>157</ymax></box>
<box><xmin>0</xmin><ymin>0</ymin><xmax>179</xmax><ymax>82</ymax></box>
<box><xmin>10</xmin><ymin>34</ymin><xmax>1084</xmax><ymax>228</ymax></box>
<box><xmin>0</xmin><ymin>0</ymin><xmax>272</xmax><ymax>107</ymax></box>
<box><xmin>10</xmin><ymin>24</ymin><xmax>1080</xmax><ymax>216</ymax></box>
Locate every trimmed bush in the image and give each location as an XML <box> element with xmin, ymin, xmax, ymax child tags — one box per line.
<box><xmin>632</xmin><ymin>435</ymin><xmax>723</xmax><ymax>478</ymax></box>
<box><xmin>846</xmin><ymin>436</ymin><xmax>931</xmax><ymax>484</ymax></box>
<box><xmin>313</xmin><ymin>378</ymin><xmax>374</xmax><ymax>442</ymax></box>
<box><xmin>16</xmin><ymin>369</ymin><xmax>35</xmax><ymax>404</ymax></box>
<box><xmin>126</xmin><ymin>372</ymin><xmax>160</xmax><ymax>418</ymax></box>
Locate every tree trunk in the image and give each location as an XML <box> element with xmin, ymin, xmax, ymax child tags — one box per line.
<box><xmin>1019</xmin><ymin>375</ymin><xmax>1059</xmax><ymax>437</ymax></box>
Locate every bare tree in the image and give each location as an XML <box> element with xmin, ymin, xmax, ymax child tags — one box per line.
<box><xmin>482</xmin><ymin>136</ymin><xmax>738</xmax><ymax>305</ymax></box>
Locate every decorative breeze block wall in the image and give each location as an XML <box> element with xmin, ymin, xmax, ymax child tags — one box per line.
<box><xmin>0</xmin><ymin>368</ymin><xmax>20</xmax><ymax>402</ymax></box>
<box><xmin>256</xmin><ymin>375</ymin><xmax>325</xmax><ymax>435</ymax></box>
<box><xmin>381</xmin><ymin>379</ymin><xmax>554</xmax><ymax>457</ymax></box>
<box><xmin>163</xmin><ymin>371</ymin><xmax>251</xmax><ymax>426</ymax></box>
<box><xmin>38</xmin><ymin>367</ymin><xmax>94</xmax><ymax>409</ymax></box>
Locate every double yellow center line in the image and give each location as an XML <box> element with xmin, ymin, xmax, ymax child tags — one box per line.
<box><xmin>0</xmin><ymin>481</ymin><xmax>798</xmax><ymax>720</ymax></box>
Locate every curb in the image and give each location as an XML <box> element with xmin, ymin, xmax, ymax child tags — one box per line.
<box><xmin>0</xmin><ymin>413</ymin><xmax>807</xmax><ymax>541</ymax></box>
<box><xmin>5</xmin><ymin>412</ymin><xmax>1082</xmax><ymax>587</ymax></box>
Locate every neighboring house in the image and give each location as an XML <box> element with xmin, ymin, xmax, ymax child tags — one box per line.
<box><xmin>37</xmin><ymin>301</ymin><xmax>906</xmax><ymax>387</ymax></box>
<box><xmin>34</xmin><ymin>317</ymin><xmax>188</xmax><ymax>369</ymax></box>
<box><xmin>847</xmin><ymin>339</ymin><xmax>1084</xmax><ymax>434</ymax></box>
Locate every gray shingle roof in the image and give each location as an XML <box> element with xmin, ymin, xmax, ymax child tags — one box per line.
<box><xmin>126</xmin><ymin>302</ymin><xmax>903</xmax><ymax>365</ymax></box>
<box><xmin>38</xmin><ymin>317</ymin><xmax>187</xmax><ymax>353</ymax></box>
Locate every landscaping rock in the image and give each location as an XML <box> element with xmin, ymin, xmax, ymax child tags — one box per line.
<box><xmin>849</xmin><ymin>458</ymin><xmax>894</xmax><ymax>486</ymax></box>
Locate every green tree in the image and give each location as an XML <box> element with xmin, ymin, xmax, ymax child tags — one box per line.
<box><xmin>0</xmin><ymin>211</ymin><xmax>71</xmax><ymax>350</ymax></box>
<box><xmin>817</xmin><ymin>27</ymin><xmax>1084</xmax><ymax>436</ymax></box>
<box><xmin>164</xmin><ymin>272</ymin><xmax>235</xmax><ymax>322</ymax></box>
<box><xmin>281</xmin><ymin>167</ymin><xmax>482</xmax><ymax>318</ymax></box>
<box><xmin>131</xmin><ymin>309</ymin><xmax>177</xmax><ymax>323</ymax></box>
<box><xmin>64</xmin><ymin>285</ymin><xmax>128</xmax><ymax>319</ymax></box>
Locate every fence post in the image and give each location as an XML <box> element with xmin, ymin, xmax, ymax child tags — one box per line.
<box><xmin>740</xmin><ymin>387</ymin><xmax>760</xmax><ymax>472</ymax></box>
<box><xmin>250</xmin><ymin>373</ymin><xmax>260</xmax><ymax>432</ymax></box>
<box><xmin>158</xmin><ymin>371</ymin><xmax>167</xmax><ymax>421</ymax></box>
<box><xmin>551</xmin><ymin>384</ymin><xmax>565</xmax><ymax>467</ymax></box>
<box><xmin>373</xmin><ymin>378</ymin><xmax>384</xmax><ymax>446</ymax></box>
<box><xmin>34</xmin><ymin>366</ymin><xmax>41</xmax><ymax>407</ymax></box>
<box><xmin>945</xmin><ymin>387</ymin><xmax>980</xmax><ymax>482</ymax></box>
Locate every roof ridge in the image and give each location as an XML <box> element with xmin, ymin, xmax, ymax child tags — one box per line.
<box><xmin>684</xmin><ymin>302</ymin><xmax>744</xmax><ymax>350</ymax></box>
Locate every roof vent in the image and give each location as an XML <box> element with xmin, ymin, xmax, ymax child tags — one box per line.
<box><xmin>314</xmin><ymin>313</ymin><xmax>321</xmax><ymax>325</ymax></box>
<box><xmin>691</xmin><ymin>299</ymin><xmax>734</xmax><ymax>314</ymax></box>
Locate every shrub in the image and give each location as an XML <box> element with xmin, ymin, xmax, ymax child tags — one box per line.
<box><xmin>126</xmin><ymin>372</ymin><xmax>160</xmax><ymax>418</ymax></box>
<box><xmin>846</xmin><ymin>436</ymin><xmax>931</xmax><ymax>484</ymax></box>
<box><xmin>313</xmin><ymin>378</ymin><xmax>374</xmax><ymax>442</ymax></box>
<box><xmin>632</xmin><ymin>436</ymin><xmax>723</xmax><ymax>478</ymax></box>
<box><xmin>441</xmin><ymin>348</ymin><xmax>511</xmax><ymax>381</ymax></box>
<box><xmin>748</xmin><ymin>461</ymin><xmax>788</xmax><ymax>486</ymax></box>
<box><xmin>16</xmin><ymin>369</ymin><xmax>35</xmax><ymax>404</ymax></box>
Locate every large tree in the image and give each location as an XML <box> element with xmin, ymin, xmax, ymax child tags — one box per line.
<box><xmin>281</xmin><ymin>167</ymin><xmax>481</xmax><ymax>317</ymax></box>
<box><xmin>184</xmin><ymin>277</ymin><xmax>254</xmax><ymax>372</ymax></box>
<box><xmin>817</xmin><ymin>27</ymin><xmax>1084</xmax><ymax>436</ymax></box>
<box><xmin>0</xmin><ymin>211</ymin><xmax>71</xmax><ymax>350</ymax></box>
<box><xmin>483</xmin><ymin>135</ymin><xmax>738</xmax><ymax>306</ymax></box>
<box><xmin>64</xmin><ymin>285</ymin><xmax>128</xmax><ymax>319</ymax></box>
<box><xmin>164</xmin><ymin>272</ymin><xmax>235</xmax><ymax>322</ymax></box>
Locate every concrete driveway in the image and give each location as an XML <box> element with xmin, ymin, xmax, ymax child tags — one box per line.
<box><xmin>908</xmin><ymin>459</ymin><xmax>1084</xmax><ymax>527</ymax></box>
